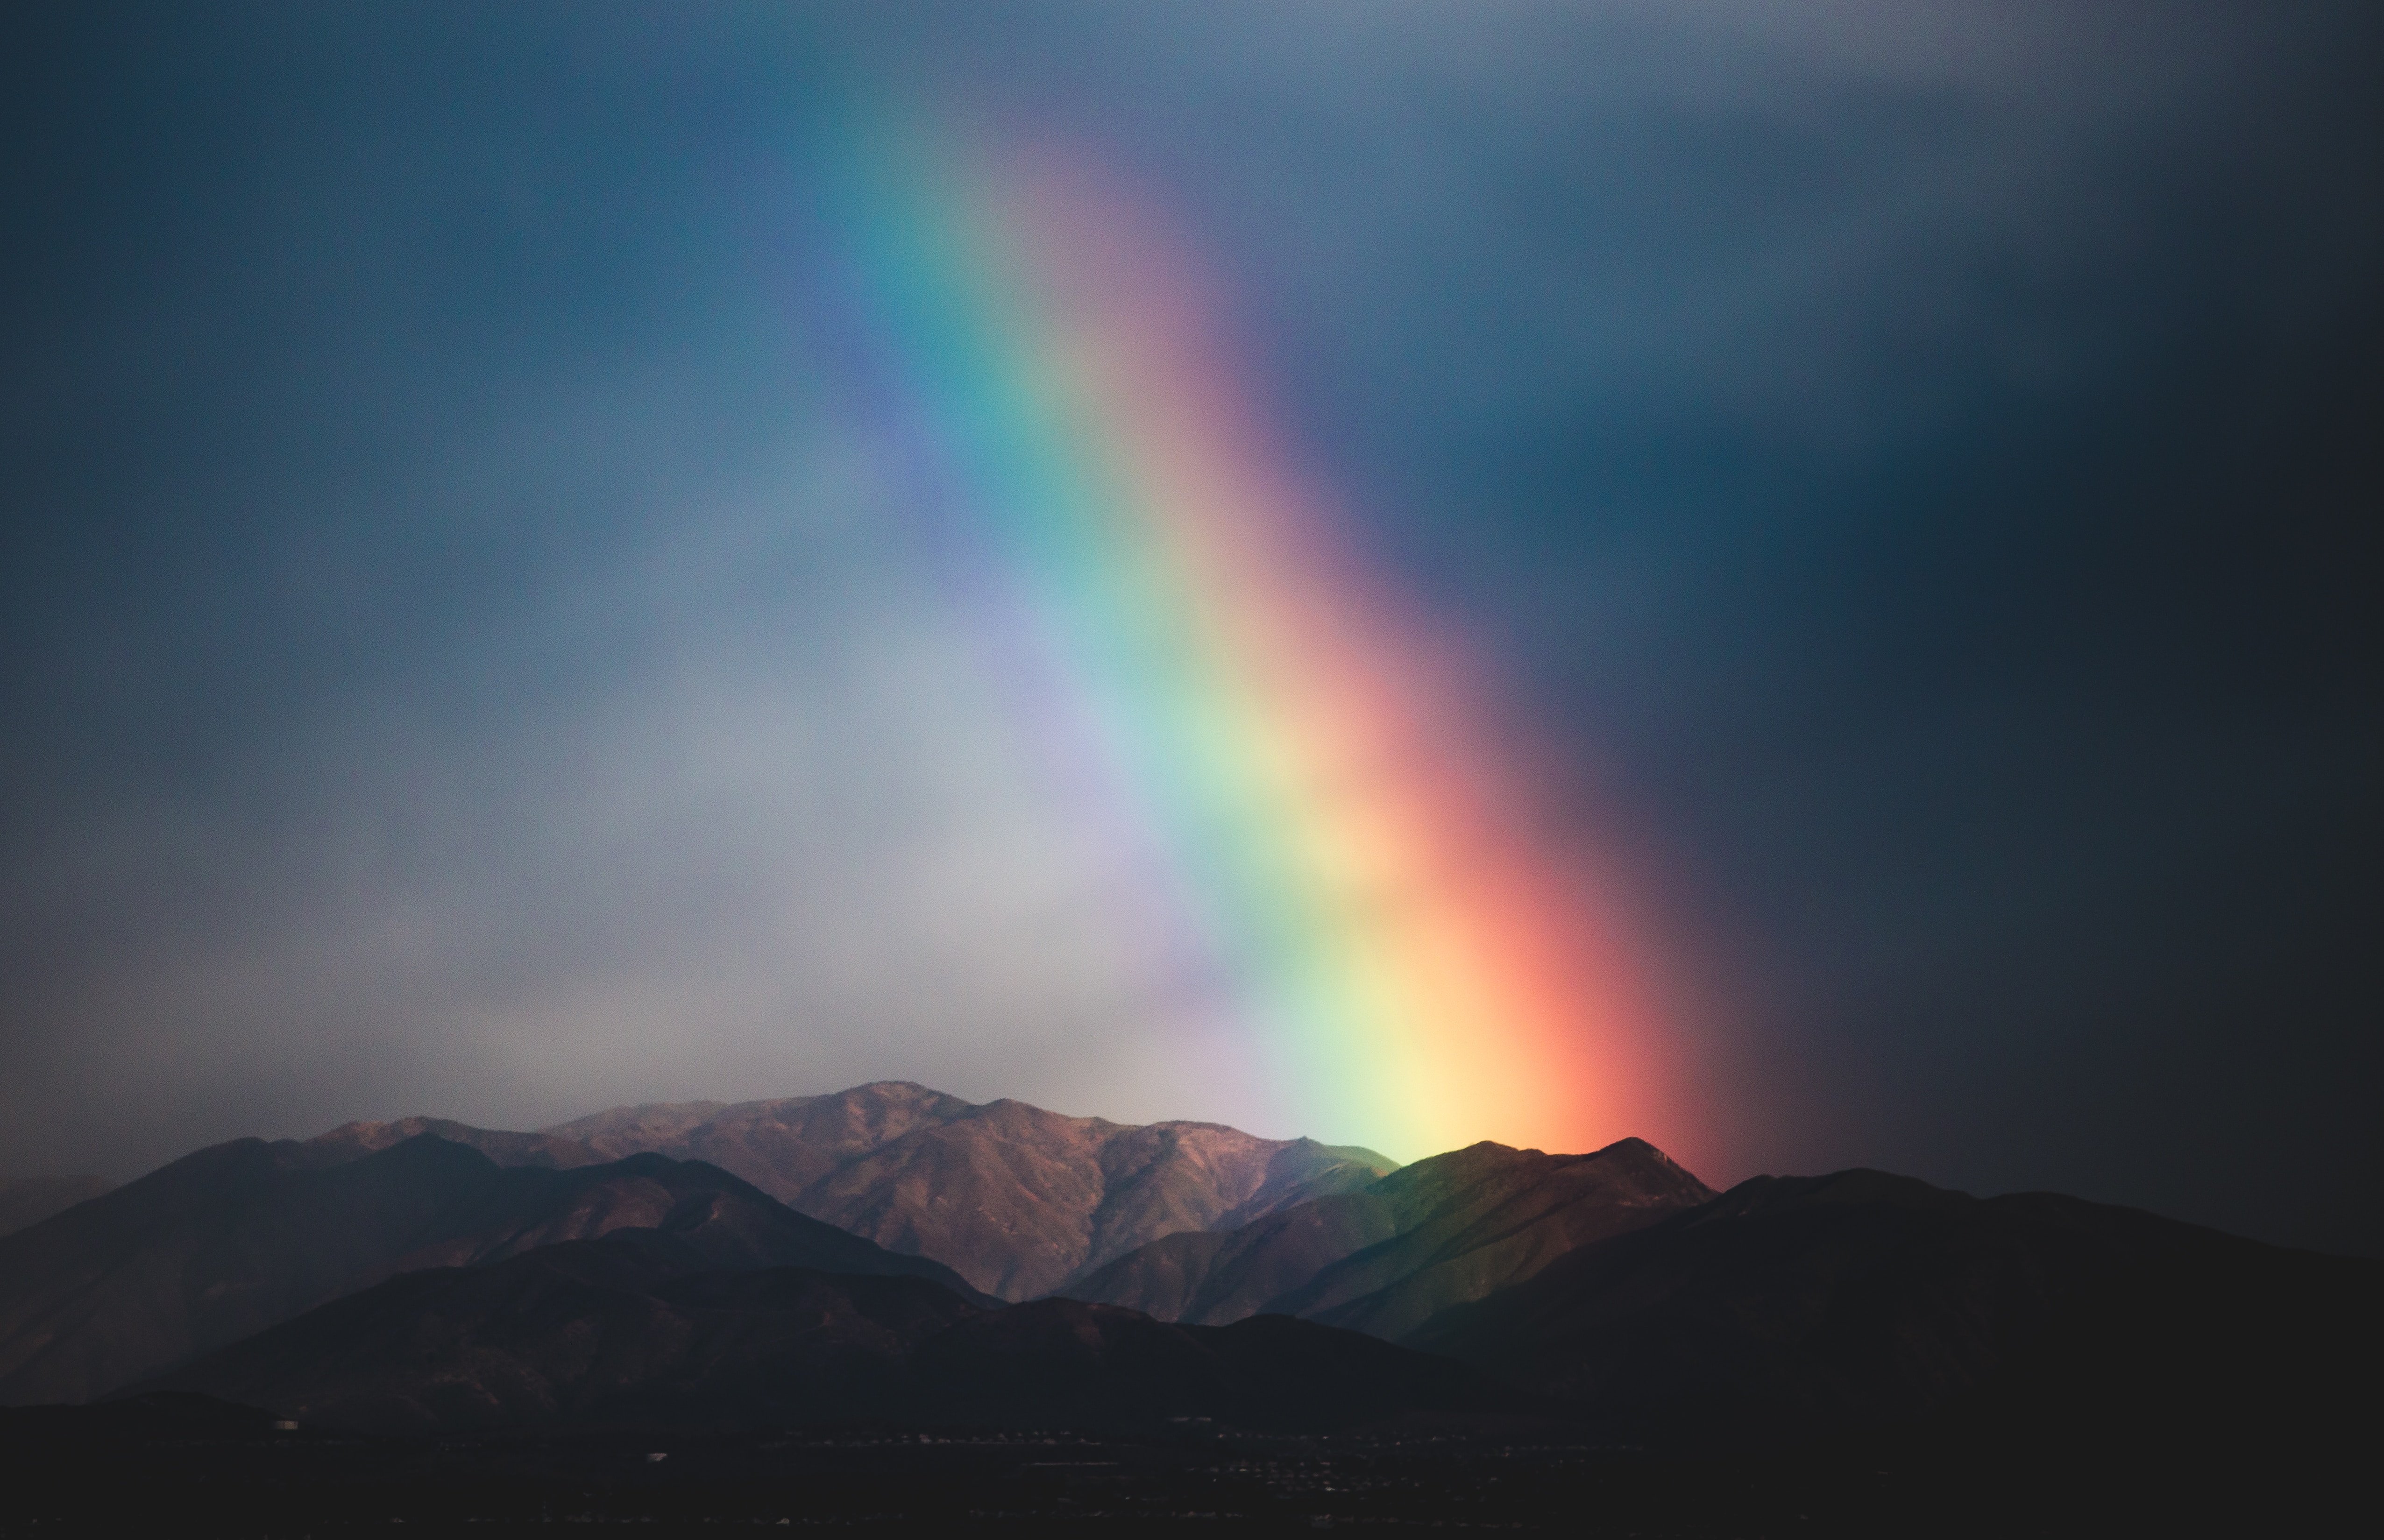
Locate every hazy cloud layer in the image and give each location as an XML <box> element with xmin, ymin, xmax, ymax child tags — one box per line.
<box><xmin>1</xmin><ymin>3</ymin><xmax>2375</xmax><ymax>1250</ymax></box>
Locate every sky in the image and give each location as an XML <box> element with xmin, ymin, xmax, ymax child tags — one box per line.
<box><xmin>1</xmin><ymin>2</ymin><xmax>2377</xmax><ymax>1256</ymax></box>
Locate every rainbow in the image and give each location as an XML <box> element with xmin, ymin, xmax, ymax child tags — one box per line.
<box><xmin>806</xmin><ymin>122</ymin><xmax>1681</xmax><ymax>1160</ymax></box>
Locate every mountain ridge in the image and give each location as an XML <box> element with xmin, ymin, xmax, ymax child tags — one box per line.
<box><xmin>333</xmin><ymin>1082</ymin><xmax>1398</xmax><ymax>1300</ymax></box>
<box><xmin>1064</xmin><ymin>1136</ymin><xmax>1716</xmax><ymax>1335</ymax></box>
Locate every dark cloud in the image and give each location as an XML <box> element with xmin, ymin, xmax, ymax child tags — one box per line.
<box><xmin>1</xmin><ymin>3</ymin><xmax>2376</xmax><ymax>1252</ymax></box>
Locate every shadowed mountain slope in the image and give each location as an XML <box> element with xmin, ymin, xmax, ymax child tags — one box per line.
<box><xmin>135</xmin><ymin>1236</ymin><xmax>977</xmax><ymax>1433</ymax></box>
<box><xmin>541</xmin><ymin>1082</ymin><xmax>1398</xmax><ymax>1299</ymax></box>
<box><xmin>0</xmin><ymin>1136</ymin><xmax>979</xmax><ymax>1407</ymax></box>
<box><xmin>0</xmin><ymin>1176</ymin><xmax>114</xmax><ymax>1239</ymax></box>
<box><xmin>140</xmin><ymin>1236</ymin><xmax>1516</xmax><ymax>1435</ymax></box>
<box><xmin>307</xmin><ymin>1117</ymin><xmax>604</xmax><ymax>1170</ymax></box>
<box><xmin>1066</xmin><ymin>1138</ymin><xmax>1714</xmax><ymax>1337</ymax></box>
<box><xmin>1407</xmin><ymin>1168</ymin><xmax>2384</xmax><ymax>1446</ymax></box>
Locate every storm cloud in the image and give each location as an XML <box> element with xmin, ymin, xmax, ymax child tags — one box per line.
<box><xmin>2</xmin><ymin>3</ymin><xmax>2376</xmax><ymax>1252</ymax></box>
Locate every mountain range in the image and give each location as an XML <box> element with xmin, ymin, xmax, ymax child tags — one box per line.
<box><xmin>1</xmin><ymin>1081</ymin><xmax>2374</xmax><ymax>1456</ymax></box>
<box><xmin>322</xmin><ymin>1081</ymin><xmax>1396</xmax><ymax>1300</ymax></box>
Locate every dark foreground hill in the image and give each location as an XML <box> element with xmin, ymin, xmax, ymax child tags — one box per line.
<box><xmin>1410</xmin><ymin>1167</ymin><xmax>2384</xmax><ymax>1447</ymax></box>
<box><xmin>0</xmin><ymin>1136</ymin><xmax>979</xmax><ymax>1406</ymax></box>
<box><xmin>137</xmin><ymin>1233</ymin><xmax>1516</xmax><ymax>1435</ymax></box>
<box><xmin>1064</xmin><ymin>1137</ymin><xmax>1714</xmax><ymax>1336</ymax></box>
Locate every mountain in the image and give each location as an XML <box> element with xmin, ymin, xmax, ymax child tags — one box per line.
<box><xmin>0</xmin><ymin>1176</ymin><xmax>114</xmax><ymax>1238</ymax></box>
<box><xmin>1064</xmin><ymin>1137</ymin><xmax>1715</xmax><ymax>1337</ymax></box>
<box><xmin>539</xmin><ymin>1082</ymin><xmax>1399</xmax><ymax>1299</ymax></box>
<box><xmin>133</xmin><ymin>1233</ymin><xmax>972</xmax><ymax>1432</ymax></box>
<box><xmin>0</xmin><ymin>1135</ymin><xmax>979</xmax><ymax>1407</ymax></box>
<box><xmin>138</xmin><ymin>1232</ymin><xmax>1517</xmax><ymax>1435</ymax></box>
<box><xmin>1406</xmin><ymin>1168</ymin><xmax>2384</xmax><ymax>1446</ymax></box>
<box><xmin>306</xmin><ymin>1116</ymin><xmax>604</xmax><ymax>1170</ymax></box>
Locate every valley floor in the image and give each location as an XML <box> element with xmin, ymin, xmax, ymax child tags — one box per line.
<box><xmin>0</xmin><ymin>1409</ymin><xmax>2357</xmax><ymax>1538</ymax></box>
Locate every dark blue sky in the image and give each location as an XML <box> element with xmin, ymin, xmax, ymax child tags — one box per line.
<box><xmin>3</xmin><ymin>2</ymin><xmax>2377</xmax><ymax>1254</ymax></box>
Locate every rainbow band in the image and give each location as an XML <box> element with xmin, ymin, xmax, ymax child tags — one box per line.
<box><xmin>814</xmin><ymin>125</ymin><xmax>1670</xmax><ymax>1159</ymax></box>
